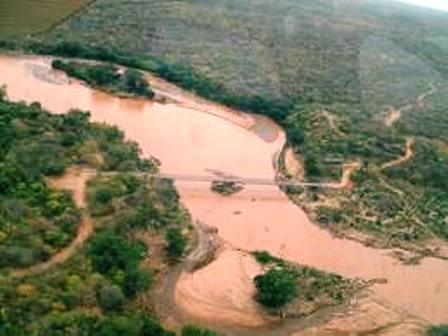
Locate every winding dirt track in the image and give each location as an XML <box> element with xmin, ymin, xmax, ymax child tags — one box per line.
<box><xmin>381</xmin><ymin>137</ymin><xmax>415</xmax><ymax>170</ymax></box>
<box><xmin>383</xmin><ymin>82</ymin><xmax>437</xmax><ymax>127</ymax></box>
<box><xmin>322</xmin><ymin>110</ymin><xmax>344</xmax><ymax>137</ymax></box>
<box><xmin>10</xmin><ymin>167</ymin><xmax>94</xmax><ymax>278</ymax></box>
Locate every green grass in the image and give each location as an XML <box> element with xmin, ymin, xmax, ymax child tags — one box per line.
<box><xmin>0</xmin><ymin>0</ymin><xmax>91</xmax><ymax>37</ymax></box>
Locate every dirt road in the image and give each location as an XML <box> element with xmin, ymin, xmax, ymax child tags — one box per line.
<box><xmin>10</xmin><ymin>167</ymin><xmax>94</xmax><ymax>278</ymax></box>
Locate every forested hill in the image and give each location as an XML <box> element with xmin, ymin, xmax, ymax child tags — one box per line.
<box><xmin>42</xmin><ymin>0</ymin><xmax>448</xmax><ymax>105</ymax></box>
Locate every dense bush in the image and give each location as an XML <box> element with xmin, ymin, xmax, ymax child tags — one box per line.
<box><xmin>98</xmin><ymin>285</ymin><xmax>126</xmax><ymax>312</ymax></box>
<box><xmin>253</xmin><ymin>251</ymin><xmax>356</xmax><ymax>316</ymax></box>
<box><xmin>181</xmin><ymin>325</ymin><xmax>218</xmax><ymax>336</ymax></box>
<box><xmin>52</xmin><ymin>59</ymin><xmax>154</xmax><ymax>98</ymax></box>
<box><xmin>165</xmin><ymin>228</ymin><xmax>187</xmax><ymax>264</ymax></box>
<box><xmin>254</xmin><ymin>268</ymin><xmax>298</xmax><ymax>309</ymax></box>
<box><xmin>89</xmin><ymin>230</ymin><xmax>145</xmax><ymax>275</ymax></box>
<box><xmin>428</xmin><ymin>325</ymin><xmax>448</xmax><ymax>336</ymax></box>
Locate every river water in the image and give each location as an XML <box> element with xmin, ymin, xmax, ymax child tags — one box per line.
<box><xmin>1</xmin><ymin>55</ymin><xmax>447</xmax><ymax>330</ymax></box>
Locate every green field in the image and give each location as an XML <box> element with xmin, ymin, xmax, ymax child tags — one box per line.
<box><xmin>0</xmin><ymin>0</ymin><xmax>91</xmax><ymax>37</ymax></box>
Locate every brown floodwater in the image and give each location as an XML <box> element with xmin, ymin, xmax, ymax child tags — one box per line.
<box><xmin>1</xmin><ymin>55</ymin><xmax>448</xmax><ymax>328</ymax></box>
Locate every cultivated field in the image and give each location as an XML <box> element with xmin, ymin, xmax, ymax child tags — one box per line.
<box><xmin>0</xmin><ymin>0</ymin><xmax>91</xmax><ymax>37</ymax></box>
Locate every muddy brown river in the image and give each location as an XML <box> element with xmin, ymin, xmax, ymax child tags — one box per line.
<box><xmin>1</xmin><ymin>55</ymin><xmax>447</xmax><ymax>333</ymax></box>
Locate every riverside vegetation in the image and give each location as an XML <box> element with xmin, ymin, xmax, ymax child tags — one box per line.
<box><xmin>252</xmin><ymin>251</ymin><xmax>362</xmax><ymax>318</ymax></box>
<box><xmin>52</xmin><ymin>59</ymin><xmax>154</xmax><ymax>98</ymax></box>
<box><xmin>0</xmin><ymin>88</ymin><xmax>218</xmax><ymax>335</ymax></box>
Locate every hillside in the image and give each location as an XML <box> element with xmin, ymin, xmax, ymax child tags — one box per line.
<box><xmin>43</xmin><ymin>0</ymin><xmax>448</xmax><ymax>103</ymax></box>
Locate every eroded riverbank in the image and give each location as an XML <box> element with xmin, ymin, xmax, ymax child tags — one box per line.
<box><xmin>1</xmin><ymin>55</ymin><xmax>447</xmax><ymax>334</ymax></box>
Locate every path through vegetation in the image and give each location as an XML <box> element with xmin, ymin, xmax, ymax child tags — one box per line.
<box><xmin>10</xmin><ymin>167</ymin><xmax>94</xmax><ymax>278</ymax></box>
<box><xmin>381</xmin><ymin>138</ymin><xmax>415</xmax><ymax>170</ymax></box>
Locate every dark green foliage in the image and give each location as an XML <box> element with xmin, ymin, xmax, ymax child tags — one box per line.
<box><xmin>253</xmin><ymin>251</ymin><xmax>355</xmax><ymax>314</ymax></box>
<box><xmin>98</xmin><ymin>285</ymin><xmax>126</xmax><ymax>312</ymax></box>
<box><xmin>52</xmin><ymin>59</ymin><xmax>154</xmax><ymax>98</ymax></box>
<box><xmin>89</xmin><ymin>230</ymin><xmax>144</xmax><ymax>275</ymax></box>
<box><xmin>32</xmin><ymin>312</ymin><xmax>100</xmax><ymax>336</ymax></box>
<box><xmin>122</xmin><ymin>268</ymin><xmax>153</xmax><ymax>298</ymax></box>
<box><xmin>141</xmin><ymin>315</ymin><xmax>176</xmax><ymax>336</ymax></box>
<box><xmin>165</xmin><ymin>228</ymin><xmax>187</xmax><ymax>263</ymax></box>
<box><xmin>86</xmin><ymin>64</ymin><xmax>118</xmax><ymax>86</ymax></box>
<box><xmin>252</xmin><ymin>251</ymin><xmax>285</xmax><ymax>266</ymax></box>
<box><xmin>428</xmin><ymin>325</ymin><xmax>448</xmax><ymax>336</ymax></box>
<box><xmin>99</xmin><ymin>316</ymin><xmax>140</xmax><ymax>336</ymax></box>
<box><xmin>254</xmin><ymin>268</ymin><xmax>298</xmax><ymax>309</ymax></box>
<box><xmin>28</xmin><ymin>40</ymin><xmax>141</xmax><ymax>67</ymax></box>
<box><xmin>123</xmin><ymin>69</ymin><xmax>154</xmax><ymax>98</ymax></box>
<box><xmin>181</xmin><ymin>325</ymin><xmax>218</xmax><ymax>336</ymax></box>
<box><xmin>316</xmin><ymin>207</ymin><xmax>343</xmax><ymax>226</ymax></box>
<box><xmin>52</xmin><ymin>59</ymin><xmax>118</xmax><ymax>86</ymax></box>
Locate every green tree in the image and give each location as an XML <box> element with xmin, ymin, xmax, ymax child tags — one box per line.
<box><xmin>98</xmin><ymin>285</ymin><xmax>126</xmax><ymax>312</ymax></box>
<box><xmin>165</xmin><ymin>228</ymin><xmax>186</xmax><ymax>263</ymax></box>
<box><xmin>89</xmin><ymin>231</ymin><xmax>142</xmax><ymax>274</ymax></box>
<box><xmin>428</xmin><ymin>325</ymin><xmax>448</xmax><ymax>336</ymax></box>
<box><xmin>123</xmin><ymin>69</ymin><xmax>154</xmax><ymax>98</ymax></box>
<box><xmin>87</xmin><ymin>64</ymin><xmax>119</xmax><ymax>86</ymax></box>
<box><xmin>181</xmin><ymin>325</ymin><xmax>217</xmax><ymax>336</ymax></box>
<box><xmin>141</xmin><ymin>315</ymin><xmax>175</xmax><ymax>336</ymax></box>
<box><xmin>254</xmin><ymin>268</ymin><xmax>298</xmax><ymax>311</ymax></box>
<box><xmin>99</xmin><ymin>316</ymin><xmax>140</xmax><ymax>336</ymax></box>
<box><xmin>33</xmin><ymin>312</ymin><xmax>99</xmax><ymax>336</ymax></box>
<box><xmin>122</xmin><ymin>268</ymin><xmax>153</xmax><ymax>298</ymax></box>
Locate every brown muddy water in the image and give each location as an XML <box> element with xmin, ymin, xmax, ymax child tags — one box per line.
<box><xmin>1</xmin><ymin>55</ymin><xmax>448</xmax><ymax>333</ymax></box>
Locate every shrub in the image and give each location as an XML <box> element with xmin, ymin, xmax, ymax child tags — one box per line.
<box><xmin>165</xmin><ymin>228</ymin><xmax>186</xmax><ymax>263</ymax></box>
<box><xmin>181</xmin><ymin>325</ymin><xmax>217</xmax><ymax>336</ymax></box>
<box><xmin>122</xmin><ymin>268</ymin><xmax>153</xmax><ymax>298</ymax></box>
<box><xmin>141</xmin><ymin>315</ymin><xmax>175</xmax><ymax>336</ymax></box>
<box><xmin>428</xmin><ymin>325</ymin><xmax>448</xmax><ymax>336</ymax></box>
<box><xmin>254</xmin><ymin>268</ymin><xmax>298</xmax><ymax>309</ymax></box>
<box><xmin>99</xmin><ymin>316</ymin><xmax>140</xmax><ymax>336</ymax></box>
<box><xmin>98</xmin><ymin>285</ymin><xmax>126</xmax><ymax>312</ymax></box>
<box><xmin>89</xmin><ymin>231</ymin><xmax>142</xmax><ymax>274</ymax></box>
